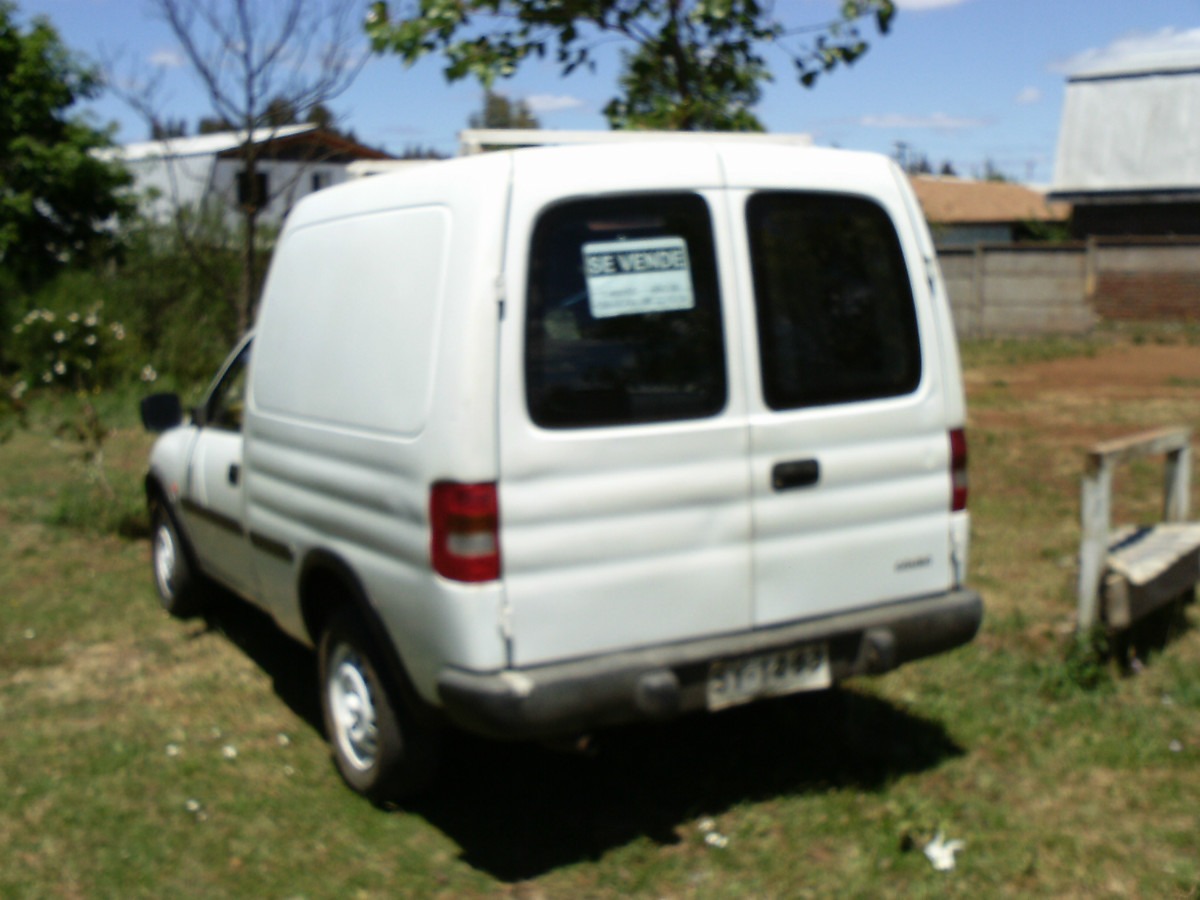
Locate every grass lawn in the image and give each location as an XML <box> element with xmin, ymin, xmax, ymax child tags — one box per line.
<box><xmin>2</xmin><ymin>329</ymin><xmax>1199</xmax><ymax>898</ymax></box>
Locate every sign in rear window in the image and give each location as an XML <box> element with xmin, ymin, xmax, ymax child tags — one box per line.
<box><xmin>525</xmin><ymin>193</ymin><xmax>726</xmax><ymax>429</ymax></box>
<box><xmin>582</xmin><ymin>237</ymin><xmax>696</xmax><ymax>319</ymax></box>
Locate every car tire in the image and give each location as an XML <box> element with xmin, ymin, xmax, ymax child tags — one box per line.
<box><xmin>151</xmin><ymin>501</ymin><xmax>205</xmax><ymax>619</ymax></box>
<box><xmin>318</xmin><ymin>609</ymin><xmax>440</xmax><ymax>804</ymax></box>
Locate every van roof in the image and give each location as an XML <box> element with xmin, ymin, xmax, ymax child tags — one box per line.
<box><xmin>283</xmin><ymin>142</ymin><xmax>902</xmax><ymax>231</ymax></box>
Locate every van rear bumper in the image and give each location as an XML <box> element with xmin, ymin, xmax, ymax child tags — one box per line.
<box><xmin>436</xmin><ymin>588</ymin><xmax>983</xmax><ymax>740</ymax></box>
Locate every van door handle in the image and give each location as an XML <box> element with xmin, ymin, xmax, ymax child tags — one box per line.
<box><xmin>228</xmin><ymin>463</ymin><xmax>241</xmax><ymax>486</ymax></box>
<box><xmin>772</xmin><ymin>459</ymin><xmax>820</xmax><ymax>491</ymax></box>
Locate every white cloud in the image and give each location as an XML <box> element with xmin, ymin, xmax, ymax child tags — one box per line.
<box><xmin>1054</xmin><ymin>27</ymin><xmax>1200</xmax><ymax>76</ymax></box>
<box><xmin>894</xmin><ymin>0</ymin><xmax>970</xmax><ymax>10</ymax></box>
<box><xmin>1014</xmin><ymin>86</ymin><xmax>1042</xmax><ymax>106</ymax></box>
<box><xmin>525</xmin><ymin>94</ymin><xmax>585</xmax><ymax>114</ymax></box>
<box><xmin>149</xmin><ymin>48</ymin><xmax>185</xmax><ymax>69</ymax></box>
<box><xmin>859</xmin><ymin>112</ymin><xmax>988</xmax><ymax>132</ymax></box>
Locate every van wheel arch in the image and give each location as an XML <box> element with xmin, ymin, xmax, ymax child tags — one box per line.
<box><xmin>299</xmin><ymin>553</ymin><xmax>385</xmax><ymax>654</ymax></box>
<box><xmin>299</xmin><ymin>552</ymin><xmax>442</xmax><ymax>803</ymax></box>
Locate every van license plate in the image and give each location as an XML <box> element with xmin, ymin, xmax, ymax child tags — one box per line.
<box><xmin>706</xmin><ymin>643</ymin><xmax>831</xmax><ymax>711</ymax></box>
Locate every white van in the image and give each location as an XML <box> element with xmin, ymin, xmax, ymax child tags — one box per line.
<box><xmin>141</xmin><ymin>142</ymin><xmax>982</xmax><ymax>803</ymax></box>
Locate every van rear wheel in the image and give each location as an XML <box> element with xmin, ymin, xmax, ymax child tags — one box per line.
<box><xmin>318</xmin><ymin>609</ymin><xmax>439</xmax><ymax>803</ymax></box>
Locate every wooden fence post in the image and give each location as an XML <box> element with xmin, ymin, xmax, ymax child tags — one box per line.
<box><xmin>1077</xmin><ymin>459</ymin><xmax>1113</xmax><ymax>631</ymax></box>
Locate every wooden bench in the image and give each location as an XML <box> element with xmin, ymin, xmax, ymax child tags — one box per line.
<box><xmin>1077</xmin><ymin>427</ymin><xmax>1200</xmax><ymax>632</ymax></box>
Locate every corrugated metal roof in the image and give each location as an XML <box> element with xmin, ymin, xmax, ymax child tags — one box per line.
<box><xmin>1068</xmin><ymin>47</ymin><xmax>1200</xmax><ymax>81</ymax></box>
<box><xmin>1053</xmin><ymin>52</ymin><xmax>1200</xmax><ymax>195</ymax></box>
<box><xmin>910</xmin><ymin>176</ymin><xmax>1068</xmax><ymax>225</ymax></box>
<box><xmin>114</xmin><ymin>124</ymin><xmax>318</xmax><ymax>161</ymax></box>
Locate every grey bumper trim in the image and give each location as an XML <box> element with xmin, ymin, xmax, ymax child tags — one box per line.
<box><xmin>436</xmin><ymin>588</ymin><xmax>983</xmax><ymax>740</ymax></box>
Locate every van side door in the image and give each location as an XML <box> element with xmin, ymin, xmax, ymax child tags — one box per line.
<box><xmin>180</xmin><ymin>339</ymin><xmax>256</xmax><ymax>597</ymax></box>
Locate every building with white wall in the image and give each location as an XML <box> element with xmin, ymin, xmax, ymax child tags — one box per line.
<box><xmin>106</xmin><ymin>125</ymin><xmax>393</xmax><ymax>225</ymax></box>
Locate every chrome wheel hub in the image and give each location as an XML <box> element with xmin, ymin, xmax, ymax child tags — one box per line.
<box><xmin>154</xmin><ymin>523</ymin><xmax>177</xmax><ymax>599</ymax></box>
<box><xmin>328</xmin><ymin>647</ymin><xmax>378</xmax><ymax>771</ymax></box>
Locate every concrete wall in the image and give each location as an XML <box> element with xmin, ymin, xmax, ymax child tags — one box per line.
<box><xmin>938</xmin><ymin>238</ymin><xmax>1200</xmax><ymax>337</ymax></box>
<box><xmin>1092</xmin><ymin>240</ymin><xmax>1200</xmax><ymax>322</ymax></box>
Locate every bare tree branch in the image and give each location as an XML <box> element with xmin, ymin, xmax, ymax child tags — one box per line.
<box><xmin>121</xmin><ymin>0</ymin><xmax>371</xmax><ymax>333</ymax></box>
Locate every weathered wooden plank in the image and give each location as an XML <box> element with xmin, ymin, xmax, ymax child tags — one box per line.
<box><xmin>1077</xmin><ymin>467</ymin><xmax>1113</xmax><ymax>631</ymax></box>
<box><xmin>1164</xmin><ymin>445</ymin><xmax>1192</xmax><ymax>523</ymax></box>
<box><xmin>1104</xmin><ymin>533</ymin><xmax>1200</xmax><ymax>629</ymax></box>
<box><xmin>1107</xmin><ymin>523</ymin><xmax>1200</xmax><ymax>585</ymax></box>
<box><xmin>1087</xmin><ymin>427</ymin><xmax>1191</xmax><ymax>473</ymax></box>
<box><xmin>1076</xmin><ymin>427</ymin><xmax>1197</xmax><ymax>634</ymax></box>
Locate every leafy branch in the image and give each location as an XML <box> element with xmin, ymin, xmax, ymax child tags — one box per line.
<box><xmin>367</xmin><ymin>0</ymin><xmax>897</xmax><ymax>130</ymax></box>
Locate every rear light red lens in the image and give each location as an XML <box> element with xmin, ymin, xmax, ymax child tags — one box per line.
<box><xmin>430</xmin><ymin>482</ymin><xmax>500</xmax><ymax>582</ymax></box>
<box><xmin>950</xmin><ymin>428</ymin><xmax>968</xmax><ymax>512</ymax></box>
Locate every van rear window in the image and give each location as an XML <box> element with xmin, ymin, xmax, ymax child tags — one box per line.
<box><xmin>747</xmin><ymin>192</ymin><xmax>922</xmax><ymax>410</ymax></box>
<box><xmin>525</xmin><ymin>194</ymin><xmax>726</xmax><ymax>428</ymax></box>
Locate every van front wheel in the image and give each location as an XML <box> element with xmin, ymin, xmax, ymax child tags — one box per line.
<box><xmin>318</xmin><ymin>610</ymin><xmax>438</xmax><ymax>803</ymax></box>
<box><xmin>151</xmin><ymin>503</ymin><xmax>205</xmax><ymax>618</ymax></box>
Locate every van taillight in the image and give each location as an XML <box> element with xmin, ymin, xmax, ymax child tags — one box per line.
<box><xmin>950</xmin><ymin>428</ymin><xmax>968</xmax><ymax>512</ymax></box>
<box><xmin>430</xmin><ymin>482</ymin><xmax>500</xmax><ymax>582</ymax></box>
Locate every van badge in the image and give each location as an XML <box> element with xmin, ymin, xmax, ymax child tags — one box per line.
<box><xmin>895</xmin><ymin>555</ymin><xmax>932</xmax><ymax>572</ymax></box>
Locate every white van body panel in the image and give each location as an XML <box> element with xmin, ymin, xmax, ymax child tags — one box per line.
<box><xmin>246</xmin><ymin>153</ymin><xmax>516</xmax><ymax>692</ymax></box>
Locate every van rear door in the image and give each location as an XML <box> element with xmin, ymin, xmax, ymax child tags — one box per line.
<box><xmin>498</xmin><ymin>160</ymin><xmax>754</xmax><ymax>667</ymax></box>
<box><xmin>738</xmin><ymin>188</ymin><xmax>955</xmax><ymax>626</ymax></box>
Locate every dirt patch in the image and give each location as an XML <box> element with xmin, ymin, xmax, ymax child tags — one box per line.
<box><xmin>969</xmin><ymin>343</ymin><xmax>1200</xmax><ymax>398</ymax></box>
<box><xmin>969</xmin><ymin>343</ymin><xmax>1200</xmax><ymax>449</ymax></box>
<box><xmin>963</xmin><ymin>339</ymin><xmax>1200</xmax><ymax>627</ymax></box>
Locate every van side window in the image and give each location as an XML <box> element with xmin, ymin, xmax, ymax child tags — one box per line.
<box><xmin>747</xmin><ymin>192</ymin><xmax>922</xmax><ymax>410</ymax></box>
<box><xmin>206</xmin><ymin>343</ymin><xmax>250</xmax><ymax>432</ymax></box>
<box><xmin>525</xmin><ymin>194</ymin><xmax>726</xmax><ymax>428</ymax></box>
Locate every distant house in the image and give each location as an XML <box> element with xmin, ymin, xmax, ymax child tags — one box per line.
<box><xmin>1051</xmin><ymin>50</ymin><xmax>1200</xmax><ymax>237</ymax></box>
<box><xmin>107</xmin><ymin>124</ymin><xmax>394</xmax><ymax>225</ymax></box>
<box><xmin>909</xmin><ymin>175</ymin><xmax>1070</xmax><ymax>247</ymax></box>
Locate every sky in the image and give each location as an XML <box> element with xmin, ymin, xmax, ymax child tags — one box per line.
<box><xmin>16</xmin><ymin>0</ymin><xmax>1200</xmax><ymax>185</ymax></box>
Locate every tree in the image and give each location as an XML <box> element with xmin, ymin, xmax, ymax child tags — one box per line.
<box><xmin>136</xmin><ymin>0</ymin><xmax>369</xmax><ymax>333</ymax></box>
<box><xmin>0</xmin><ymin>1</ymin><xmax>131</xmax><ymax>291</ymax></box>
<box><xmin>468</xmin><ymin>89</ymin><xmax>540</xmax><ymax>130</ymax></box>
<box><xmin>263</xmin><ymin>96</ymin><xmax>300</xmax><ymax>128</ymax></box>
<box><xmin>151</xmin><ymin>117</ymin><xmax>189</xmax><ymax>139</ymax></box>
<box><xmin>399</xmin><ymin>144</ymin><xmax>447</xmax><ymax>159</ymax></box>
<box><xmin>367</xmin><ymin>0</ymin><xmax>896</xmax><ymax>131</ymax></box>
<box><xmin>197</xmin><ymin>115</ymin><xmax>235</xmax><ymax>134</ymax></box>
<box><xmin>607</xmin><ymin>39</ymin><xmax>763</xmax><ymax>131</ymax></box>
<box><xmin>306</xmin><ymin>102</ymin><xmax>337</xmax><ymax>131</ymax></box>
<box><xmin>982</xmin><ymin>158</ymin><xmax>1009</xmax><ymax>183</ymax></box>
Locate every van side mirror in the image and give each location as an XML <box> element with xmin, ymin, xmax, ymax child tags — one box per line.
<box><xmin>140</xmin><ymin>393</ymin><xmax>184</xmax><ymax>432</ymax></box>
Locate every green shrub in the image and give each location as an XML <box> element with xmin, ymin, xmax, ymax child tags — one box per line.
<box><xmin>8</xmin><ymin>291</ymin><xmax>142</xmax><ymax>395</ymax></box>
<box><xmin>2</xmin><ymin>209</ymin><xmax>267</xmax><ymax>391</ymax></box>
<box><xmin>46</xmin><ymin>464</ymin><xmax>148</xmax><ymax>538</ymax></box>
<box><xmin>109</xmin><ymin>209</ymin><xmax>247</xmax><ymax>383</ymax></box>
<box><xmin>1042</xmin><ymin>628</ymin><xmax>1114</xmax><ymax>696</ymax></box>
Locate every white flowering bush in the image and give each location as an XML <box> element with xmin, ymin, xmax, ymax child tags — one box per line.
<box><xmin>3</xmin><ymin>304</ymin><xmax>155</xmax><ymax>525</ymax></box>
<box><xmin>8</xmin><ymin>305</ymin><xmax>145</xmax><ymax>395</ymax></box>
